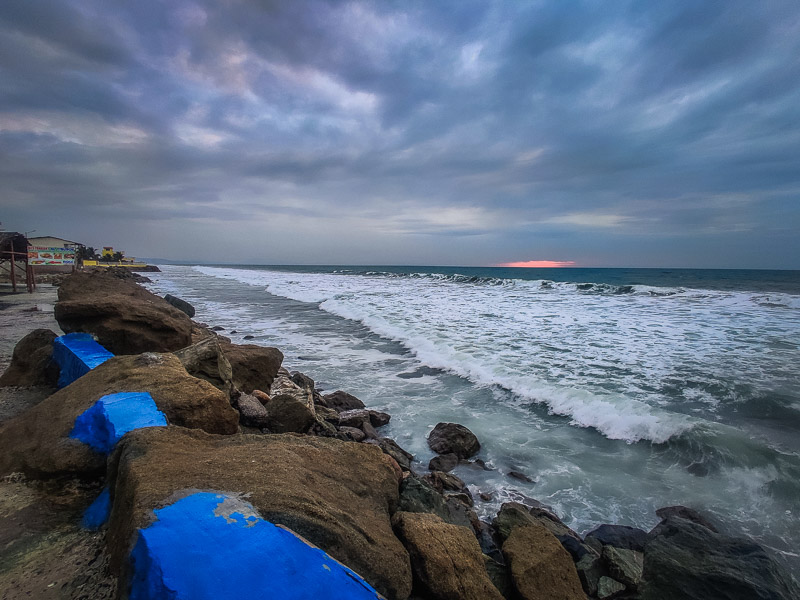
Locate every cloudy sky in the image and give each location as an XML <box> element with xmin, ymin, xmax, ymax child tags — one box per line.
<box><xmin>1</xmin><ymin>1</ymin><xmax>799</xmax><ymax>268</ymax></box>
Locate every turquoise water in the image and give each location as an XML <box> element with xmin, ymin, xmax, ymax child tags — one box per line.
<box><xmin>145</xmin><ymin>264</ymin><xmax>800</xmax><ymax>574</ymax></box>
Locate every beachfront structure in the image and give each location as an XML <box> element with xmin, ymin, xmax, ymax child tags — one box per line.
<box><xmin>0</xmin><ymin>232</ymin><xmax>35</xmax><ymax>292</ymax></box>
<box><xmin>27</xmin><ymin>236</ymin><xmax>82</xmax><ymax>249</ymax></box>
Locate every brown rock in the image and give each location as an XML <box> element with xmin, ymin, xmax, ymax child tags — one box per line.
<box><xmin>0</xmin><ymin>353</ymin><xmax>238</xmax><ymax>478</ymax></box>
<box><xmin>339</xmin><ymin>426</ymin><xmax>367</xmax><ymax>442</ymax></box>
<box><xmin>54</xmin><ymin>272</ymin><xmax>192</xmax><ymax>354</ymax></box>
<box><xmin>251</xmin><ymin>389</ymin><xmax>271</xmax><ymax>405</ymax></box>
<box><xmin>338</xmin><ymin>409</ymin><xmax>371</xmax><ymax>428</ymax></box>
<box><xmin>369</xmin><ymin>410</ymin><xmax>391</xmax><ymax>427</ymax></box>
<box><xmin>220</xmin><ymin>341</ymin><xmax>283</xmax><ymax>394</ymax></box>
<box><xmin>502</xmin><ymin>525</ymin><xmax>585</xmax><ymax>600</ymax></box>
<box><xmin>392</xmin><ymin>511</ymin><xmax>504</xmax><ymax>600</ymax></box>
<box><xmin>429</xmin><ymin>453</ymin><xmax>459</xmax><ymax>473</ymax></box>
<box><xmin>322</xmin><ymin>390</ymin><xmax>366</xmax><ymax>412</ymax></box>
<box><xmin>235</xmin><ymin>393</ymin><xmax>270</xmax><ymax>428</ymax></box>
<box><xmin>0</xmin><ymin>329</ymin><xmax>59</xmax><ymax>388</ymax></box>
<box><xmin>106</xmin><ymin>427</ymin><xmax>412</xmax><ymax>600</ymax></box>
<box><xmin>263</xmin><ymin>393</ymin><xmax>315</xmax><ymax>433</ymax></box>
<box><xmin>427</xmin><ymin>422</ymin><xmax>480</xmax><ymax>459</ymax></box>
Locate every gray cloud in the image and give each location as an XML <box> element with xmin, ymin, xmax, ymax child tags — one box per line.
<box><xmin>1</xmin><ymin>0</ymin><xmax>799</xmax><ymax>267</ymax></box>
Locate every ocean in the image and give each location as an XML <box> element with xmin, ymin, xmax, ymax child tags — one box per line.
<box><xmin>144</xmin><ymin>265</ymin><xmax>800</xmax><ymax>571</ymax></box>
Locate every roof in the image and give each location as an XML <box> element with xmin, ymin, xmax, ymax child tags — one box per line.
<box><xmin>27</xmin><ymin>235</ymin><xmax>82</xmax><ymax>245</ymax></box>
<box><xmin>0</xmin><ymin>232</ymin><xmax>29</xmax><ymax>257</ymax></box>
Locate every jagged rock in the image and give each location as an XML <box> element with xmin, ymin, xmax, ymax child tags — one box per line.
<box><xmin>398</xmin><ymin>476</ymin><xmax>474</xmax><ymax>531</ymax></box>
<box><xmin>602</xmin><ymin>545</ymin><xmax>642</xmax><ymax>589</ymax></box>
<box><xmin>361</xmin><ymin>421</ymin><xmax>380</xmax><ymax>439</ymax></box>
<box><xmin>0</xmin><ymin>353</ymin><xmax>238</xmax><ymax>478</ymax></box>
<box><xmin>174</xmin><ymin>336</ymin><xmax>234</xmax><ymax>394</ymax></box>
<box><xmin>392</xmin><ymin>512</ymin><xmax>504</xmax><ymax>600</ymax></box>
<box><xmin>315</xmin><ymin>405</ymin><xmax>340</xmax><ymax>423</ymax></box>
<box><xmin>427</xmin><ymin>423</ymin><xmax>480</xmax><ymax>459</ymax></box>
<box><xmin>493</xmin><ymin>502</ymin><xmax>591</xmax><ymax>562</ymax></box>
<box><xmin>424</xmin><ymin>471</ymin><xmax>468</xmax><ymax>494</ymax></box>
<box><xmin>339</xmin><ymin>426</ymin><xmax>366</xmax><ymax>442</ymax></box>
<box><xmin>586</xmin><ymin>523</ymin><xmax>648</xmax><ymax>552</ymax></box>
<box><xmin>597</xmin><ymin>576</ymin><xmax>626</xmax><ymax>599</ymax></box>
<box><xmin>106</xmin><ymin>427</ymin><xmax>412</xmax><ymax>600</ymax></box>
<box><xmin>263</xmin><ymin>393</ymin><xmax>315</xmax><ymax>433</ymax></box>
<box><xmin>235</xmin><ymin>393</ymin><xmax>270</xmax><ymax>428</ymax></box>
<box><xmin>502</xmin><ymin>525</ymin><xmax>585</xmax><ymax>600</ymax></box>
<box><xmin>445</xmin><ymin>492</ymin><xmax>474</xmax><ymax>508</ymax></box>
<box><xmin>639</xmin><ymin>515</ymin><xmax>800</xmax><ymax>600</ymax></box>
<box><xmin>338</xmin><ymin>409</ymin><xmax>371</xmax><ymax>428</ymax></box>
<box><xmin>369</xmin><ymin>410</ymin><xmax>391</xmax><ymax>427</ymax></box>
<box><xmin>428</xmin><ymin>453</ymin><xmax>459</xmax><ymax>473</ymax></box>
<box><xmin>373</xmin><ymin>437</ymin><xmax>414</xmax><ymax>472</ymax></box>
<box><xmin>290</xmin><ymin>371</ymin><xmax>315</xmax><ymax>392</ymax></box>
<box><xmin>508</xmin><ymin>471</ymin><xmax>533</xmax><ymax>482</ymax></box>
<box><xmin>55</xmin><ymin>271</ymin><xmax>192</xmax><ymax>354</ymax></box>
<box><xmin>164</xmin><ymin>294</ymin><xmax>195</xmax><ymax>318</ymax></box>
<box><xmin>576</xmin><ymin>553</ymin><xmax>603</xmax><ymax>596</ymax></box>
<box><xmin>221</xmin><ymin>341</ymin><xmax>283</xmax><ymax>394</ymax></box>
<box><xmin>0</xmin><ymin>328</ymin><xmax>59</xmax><ymax>387</ymax></box>
<box><xmin>655</xmin><ymin>505</ymin><xmax>718</xmax><ymax>533</ymax></box>
<box><xmin>322</xmin><ymin>390</ymin><xmax>366</xmax><ymax>412</ymax></box>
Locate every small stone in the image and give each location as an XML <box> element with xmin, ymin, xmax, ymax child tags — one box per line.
<box><xmin>368</xmin><ymin>410</ymin><xmax>391</xmax><ymax>427</ymax></box>
<box><xmin>427</xmin><ymin>422</ymin><xmax>480</xmax><ymax>459</ymax></box>
<box><xmin>243</xmin><ymin>335</ymin><xmax>254</xmax><ymax>340</ymax></box>
<box><xmin>508</xmin><ymin>471</ymin><xmax>533</xmax><ymax>482</ymax></box>
<box><xmin>479</xmin><ymin>491</ymin><xmax>493</xmax><ymax>502</ymax></box>
<box><xmin>251</xmin><ymin>390</ymin><xmax>271</xmax><ymax>405</ymax></box>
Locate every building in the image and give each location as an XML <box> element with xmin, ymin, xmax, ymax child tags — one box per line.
<box><xmin>27</xmin><ymin>235</ymin><xmax>81</xmax><ymax>275</ymax></box>
<box><xmin>27</xmin><ymin>236</ymin><xmax>82</xmax><ymax>249</ymax></box>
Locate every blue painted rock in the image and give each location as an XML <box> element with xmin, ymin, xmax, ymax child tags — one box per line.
<box><xmin>128</xmin><ymin>492</ymin><xmax>384</xmax><ymax>600</ymax></box>
<box><xmin>0</xmin><ymin>353</ymin><xmax>237</xmax><ymax>478</ymax></box>
<box><xmin>107</xmin><ymin>427</ymin><xmax>412</xmax><ymax>600</ymax></box>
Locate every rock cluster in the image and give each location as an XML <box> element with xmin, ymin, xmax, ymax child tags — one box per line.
<box><xmin>1</xmin><ymin>270</ymin><xmax>797</xmax><ymax>600</ymax></box>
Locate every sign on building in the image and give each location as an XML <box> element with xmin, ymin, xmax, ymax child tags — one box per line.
<box><xmin>28</xmin><ymin>246</ymin><xmax>76</xmax><ymax>266</ymax></box>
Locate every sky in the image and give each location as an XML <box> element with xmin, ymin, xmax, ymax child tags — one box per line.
<box><xmin>1</xmin><ymin>0</ymin><xmax>799</xmax><ymax>268</ymax></box>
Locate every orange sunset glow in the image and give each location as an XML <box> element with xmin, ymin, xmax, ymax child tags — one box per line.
<box><xmin>497</xmin><ymin>260</ymin><xmax>577</xmax><ymax>268</ymax></box>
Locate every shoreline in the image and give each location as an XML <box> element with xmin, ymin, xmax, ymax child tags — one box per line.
<box><xmin>0</xmin><ymin>270</ymin><xmax>797</xmax><ymax>599</ymax></box>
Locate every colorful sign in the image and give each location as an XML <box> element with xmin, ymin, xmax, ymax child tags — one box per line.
<box><xmin>27</xmin><ymin>246</ymin><xmax>76</xmax><ymax>266</ymax></box>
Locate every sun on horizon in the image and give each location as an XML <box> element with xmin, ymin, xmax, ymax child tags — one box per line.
<box><xmin>496</xmin><ymin>260</ymin><xmax>577</xmax><ymax>268</ymax></box>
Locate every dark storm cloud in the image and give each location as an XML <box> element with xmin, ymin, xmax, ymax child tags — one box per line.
<box><xmin>1</xmin><ymin>0</ymin><xmax>799</xmax><ymax>267</ymax></box>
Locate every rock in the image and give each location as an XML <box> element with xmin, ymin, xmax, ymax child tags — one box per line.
<box><xmin>475</xmin><ymin>520</ymin><xmax>504</xmax><ymax>563</ymax></box>
<box><xmin>508</xmin><ymin>470</ymin><xmax>533</xmax><ymax>482</ymax></box>
<box><xmin>0</xmin><ymin>329</ymin><xmax>59</xmax><ymax>387</ymax></box>
<box><xmin>221</xmin><ymin>341</ymin><xmax>283</xmax><ymax>395</ymax></box>
<box><xmin>339</xmin><ymin>426</ymin><xmax>366</xmax><ymax>442</ymax></box>
<box><xmin>586</xmin><ymin>523</ymin><xmax>649</xmax><ymax>552</ymax></box>
<box><xmin>0</xmin><ymin>353</ymin><xmax>238</xmax><ymax>478</ymax></box>
<box><xmin>361</xmin><ymin>421</ymin><xmax>380</xmax><ymax>440</ymax></box>
<box><xmin>445</xmin><ymin>492</ymin><xmax>474</xmax><ymax>508</ymax></box>
<box><xmin>211</xmin><ymin>326</ymin><xmax>225</xmax><ymax>331</ymax></box>
<box><xmin>315</xmin><ymin>405</ymin><xmax>340</xmax><ymax>423</ymax></box>
<box><xmin>106</xmin><ymin>427</ymin><xmax>412</xmax><ymax>600</ymax></box>
<box><xmin>502</xmin><ymin>525</ymin><xmax>585</xmax><ymax>600</ymax></box>
<box><xmin>251</xmin><ymin>389</ymin><xmax>271</xmax><ymax>405</ymax></box>
<box><xmin>242</xmin><ymin>334</ymin><xmax>253</xmax><ymax>339</ymax></box>
<box><xmin>424</xmin><ymin>471</ymin><xmax>468</xmax><ymax>494</ymax></box>
<box><xmin>597</xmin><ymin>576</ymin><xmax>626</xmax><ymax>599</ymax></box>
<box><xmin>392</xmin><ymin>512</ymin><xmax>504</xmax><ymax>600</ymax></box>
<box><xmin>163</xmin><ymin>294</ymin><xmax>195</xmax><ymax>318</ymax></box>
<box><xmin>322</xmin><ymin>390</ymin><xmax>366</xmax><ymax>412</ymax></box>
<box><xmin>427</xmin><ymin>423</ymin><xmax>480</xmax><ymax>459</ymax></box>
<box><xmin>575</xmin><ymin>554</ymin><xmax>603</xmax><ymax>596</ymax></box>
<box><xmin>54</xmin><ymin>271</ymin><xmax>192</xmax><ymax>354</ymax></box>
<box><xmin>494</xmin><ymin>502</ymin><xmax>589</xmax><ymax>561</ymax></box>
<box><xmin>375</xmin><ymin>437</ymin><xmax>414</xmax><ymax>472</ymax></box>
<box><xmin>654</xmin><ymin>505</ymin><xmax>718</xmax><ymax>533</ymax></box>
<box><xmin>338</xmin><ymin>409</ymin><xmax>371</xmax><ymax>428</ymax></box>
<box><xmin>428</xmin><ymin>453</ymin><xmax>459</xmax><ymax>473</ymax></box>
<box><xmin>263</xmin><ymin>393</ymin><xmax>316</xmax><ymax>433</ymax></box>
<box><xmin>399</xmin><ymin>476</ymin><xmax>450</xmax><ymax>522</ymax></box>
<box><xmin>639</xmin><ymin>515</ymin><xmax>800</xmax><ymax>600</ymax></box>
<box><xmin>602</xmin><ymin>545</ymin><xmax>642</xmax><ymax>589</ymax></box>
<box><xmin>369</xmin><ymin>410</ymin><xmax>391</xmax><ymax>427</ymax></box>
<box><xmin>479</xmin><ymin>491</ymin><xmax>493</xmax><ymax>502</ymax></box>
<box><xmin>290</xmin><ymin>371</ymin><xmax>315</xmax><ymax>392</ymax></box>
<box><xmin>235</xmin><ymin>393</ymin><xmax>270</xmax><ymax>428</ymax></box>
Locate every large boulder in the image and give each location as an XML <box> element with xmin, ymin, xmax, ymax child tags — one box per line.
<box><xmin>54</xmin><ymin>272</ymin><xmax>192</xmax><ymax>354</ymax></box>
<box><xmin>392</xmin><ymin>511</ymin><xmax>504</xmax><ymax>600</ymax></box>
<box><xmin>164</xmin><ymin>294</ymin><xmax>195</xmax><ymax>318</ymax></box>
<box><xmin>427</xmin><ymin>422</ymin><xmax>480</xmax><ymax>459</ymax></box>
<box><xmin>639</xmin><ymin>515</ymin><xmax>799</xmax><ymax>600</ymax></box>
<box><xmin>262</xmin><ymin>393</ymin><xmax>316</xmax><ymax>433</ymax></box>
<box><xmin>0</xmin><ymin>329</ymin><xmax>59</xmax><ymax>387</ymax></box>
<box><xmin>322</xmin><ymin>390</ymin><xmax>366</xmax><ymax>412</ymax></box>
<box><xmin>502</xmin><ymin>525</ymin><xmax>585</xmax><ymax>600</ymax></box>
<box><xmin>106</xmin><ymin>427</ymin><xmax>412</xmax><ymax>600</ymax></box>
<box><xmin>585</xmin><ymin>523</ymin><xmax>648</xmax><ymax>552</ymax></box>
<box><xmin>221</xmin><ymin>341</ymin><xmax>283</xmax><ymax>394</ymax></box>
<box><xmin>0</xmin><ymin>353</ymin><xmax>239</xmax><ymax>478</ymax></box>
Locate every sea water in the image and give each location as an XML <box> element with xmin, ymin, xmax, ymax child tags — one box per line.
<box><xmin>144</xmin><ymin>265</ymin><xmax>800</xmax><ymax>572</ymax></box>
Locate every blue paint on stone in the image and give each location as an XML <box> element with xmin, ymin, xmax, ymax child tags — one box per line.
<box><xmin>129</xmin><ymin>492</ymin><xmax>383</xmax><ymax>600</ymax></box>
<box><xmin>52</xmin><ymin>333</ymin><xmax>114</xmax><ymax>387</ymax></box>
<box><xmin>71</xmin><ymin>392</ymin><xmax>168</xmax><ymax>454</ymax></box>
<box><xmin>83</xmin><ymin>487</ymin><xmax>111</xmax><ymax>530</ymax></box>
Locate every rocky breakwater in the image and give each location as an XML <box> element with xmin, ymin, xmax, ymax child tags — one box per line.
<box><xmin>0</xmin><ymin>269</ymin><xmax>798</xmax><ymax>599</ymax></box>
